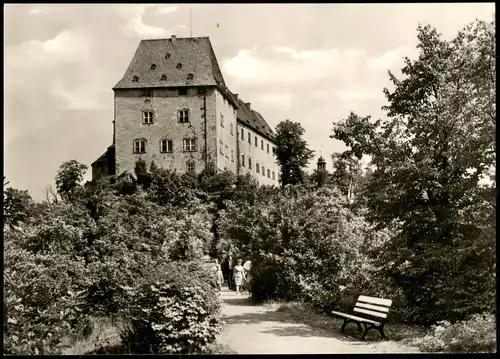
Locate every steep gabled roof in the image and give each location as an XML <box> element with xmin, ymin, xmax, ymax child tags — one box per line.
<box><xmin>113</xmin><ymin>36</ymin><xmax>239</xmax><ymax>108</ymax></box>
<box><xmin>235</xmin><ymin>98</ymin><xmax>275</xmax><ymax>142</ymax></box>
<box><xmin>113</xmin><ymin>37</ymin><xmax>216</xmax><ymax>89</ymax></box>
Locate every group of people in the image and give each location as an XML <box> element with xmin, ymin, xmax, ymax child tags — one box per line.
<box><xmin>213</xmin><ymin>256</ymin><xmax>252</xmax><ymax>295</ymax></box>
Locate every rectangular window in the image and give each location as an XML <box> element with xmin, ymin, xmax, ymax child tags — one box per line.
<box><xmin>142</xmin><ymin>111</ymin><xmax>153</xmax><ymax>124</ymax></box>
<box><xmin>178</xmin><ymin>109</ymin><xmax>189</xmax><ymax>123</ymax></box>
<box><xmin>221</xmin><ymin>113</ymin><xmax>224</xmax><ymax>127</ymax></box>
<box><xmin>261</xmin><ymin>140</ymin><xmax>264</xmax><ymax>150</ymax></box>
<box><xmin>267</xmin><ymin>169</ymin><xmax>270</xmax><ymax>178</ymax></box>
<box><xmin>225</xmin><ymin>145</ymin><xmax>229</xmax><ymax>158</ymax></box>
<box><xmin>186</xmin><ymin>161</ymin><xmax>195</xmax><ymax>173</ymax></box>
<box><xmin>160</xmin><ymin>139</ymin><xmax>173</xmax><ymax>153</ymax></box>
<box><xmin>272</xmin><ymin>146</ymin><xmax>276</xmax><ymax>154</ymax></box>
<box><xmin>178</xmin><ymin>88</ymin><xmax>188</xmax><ymax>96</ymax></box>
<box><xmin>183</xmin><ymin>138</ymin><xmax>196</xmax><ymax>152</ymax></box>
<box><xmin>248</xmin><ymin>132</ymin><xmax>251</xmax><ymax>144</ymax></box>
<box><xmin>142</xmin><ymin>89</ymin><xmax>152</xmax><ymax>97</ymax></box>
<box><xmin>262</xmin><ymin>166</ymin><xmax>265</xmax><ymax>176</ymax></box>
<box><xmin>230</xmin><ymin>123</ymin><xmax>234</xmax><ymax>136</ymax></box>
<box><xmin>248</xmin><ymin>158</ymin><xmax>252</xmax><ymax>170</ymax></box>
<box><xmin>241</xmin><ymin>128</ymin><xmax>244</xmax><ymax>140</ymax></box>
<box><xmin>197</xmin><ymin>87</ymin><xmax>206</xmax><ymax>95</ymax></box>
<box><xmin>241</xmin><ymin>154</ymin><xmax>245</xmax><ymax>167</ymax></box>
<box><xmin>220</xmin><ymin>140</ymin><xmax>224</xmax><ymax>154</ymax></box>
<box><xmin>255</xmin><ymin>137</ymin><xmax>258</xmax><ymax>147</ymax></box>
<box><xmin>267</xmin><ymin>143</ymin><xmax>270</xmax><ymax>153</ymax></box>
<box><xmin>133</xmin><ymin>139</ymin><xmax>146</xmax><ymax>154</ymax></box>
<box><xmin>272</xmin><ymin>171</ymin><xmax>275</xmax><ymax>180</ymax></box>
<box><xmin>256</xmin><ymin>163</ymin><xmax>260</xmax><ymax>173</ymax></box>
<box><xmin>231</xmin><ymin>150</ymin><xmax>234</xmax><ymax>162</ymax></box>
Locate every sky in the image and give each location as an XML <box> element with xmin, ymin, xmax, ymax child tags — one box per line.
<box><xmin>4</xmin><ymin>3</ymin><xmax>495</xmax><ymax>201</ymax></box>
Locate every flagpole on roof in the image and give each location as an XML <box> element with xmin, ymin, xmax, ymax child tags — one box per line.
<box><xmin>190</xmin><ymin>8</ymin><xmax>193</xmax><ymax>37</ymax></box>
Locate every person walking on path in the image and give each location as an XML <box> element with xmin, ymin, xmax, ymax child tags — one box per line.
<box><xmin>233</xmin><ymin>259</ymin><xmax>246</xmax><ymax>295</ymax></box>
<box><xmin>243</xmin><ymin>260</ymin><xmax>252</xmax><ymax>295</ymax></box>
<box><xmin>215</xmin><ymin>263</ymin><xmax>224</xmax><ymax>292</ymax></box>
<box><xmin>228</xmin><ymin>254</ymin><xmax>235</xmax><ymax>291</ymax></box>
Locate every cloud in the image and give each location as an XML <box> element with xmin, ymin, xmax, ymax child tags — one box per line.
<box><xmin>256</xmin><ymin>92</ymin><xmax>294</xmax><ymax>111</ymax></box>
<box><xmin>5</xmin><ymin>30</ymin><xmax>91</xmax><ymax>71</ymax></box>
<box><xmin>51</xmin><ymin>82</ymin><xmax>108</xmax><ymax>110</ymax></box>
<box><xmin>28</xmin><ymin>7</ymin><xmax>51</xmax><ymax>15</ymax></box>
<box><xmin>119</xmin><ymin>4</ymin><xmax>173</xmax><ymax>38</ymax></box>
<box><xmin>157</xmin><ymin>6</ymin><xmax>178</xmax><ymax>15</ymax></box>
<box><xmin>222</xmin><ymin>45</ymin><xmax>415</xmax><ymax>102</ymax></box>
<box><xmin>366</xmin><ymin>46</ymin><xmax>416</xmax><ymax>71</ymax></box>
<box><xmin>222</xmin><ymin>46</ymin><xmax>368</xmax><ymax>87</ymax></box>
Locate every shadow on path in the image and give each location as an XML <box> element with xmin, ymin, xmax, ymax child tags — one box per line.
<box><xmin>221</xmin><ymin>295</ymin><xmax>360</xmax><ymax>343</ymax></box>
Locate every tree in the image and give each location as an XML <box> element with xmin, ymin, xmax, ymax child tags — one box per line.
<box><xmin>134</xmin><ymin>158</ymin><xmax>152</xmax><ymax>189</ymax></box>
<box><xmin>330</xmin><ymin>153</ymin><xmax>362</xmax><ymax>202</ymax></box>
<box><xmin>55</xmin><ymin>160</ymin><xmax>88</xmax><ymax>201</ymax></box>
<box><xmin>3</xmin><ymin>181</ymin><xmax>33</xmax><ymax>228</ymax></box>
<box><xmin>275</xmin><ymin>120</ymin><xmax>315</xmax><ymax>188</ymax></box>
<box><xmin>331</xmin><ymin>19</ymin><xmax>495</xmax><ymax>324</ymax></box>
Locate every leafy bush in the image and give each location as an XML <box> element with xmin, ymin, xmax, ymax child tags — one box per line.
<box><xmin>411</xmin><ymin>313</ymin><xmax>496</xmax><ymax>352</ymax></box>
<box><xmin>4</xmin><ymin>229</ymin><xmax>90</xmax><ymax>354</ymax></box>
<box><xmin>119</xmin><ymin>261</ymin><xmax>223</xmax><ymax>354</ymax></box>
<box><xmin>218</xmin><ymin>185</ymin><xmax>385</xmax><ymax>314</ymax></box>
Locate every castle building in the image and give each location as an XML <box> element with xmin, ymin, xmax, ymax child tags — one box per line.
<box><xmin>92</xmin><ymin>35</ymin><xmax>279</xmax><ymax>186</ymax></box>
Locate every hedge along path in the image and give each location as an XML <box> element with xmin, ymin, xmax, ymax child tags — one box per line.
<box><xmin>216</xmin><ymin>289</ymin><xmax>419</xmax><ymax>354</ymax></box>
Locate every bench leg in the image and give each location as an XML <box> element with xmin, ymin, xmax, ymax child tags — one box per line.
<box><xmin>360</xmin><ymin>324</ymin><xmax>387</xmax><ymax>340</ymax></box>
<box><xmin>340</xmin><ymin>319</ymin><xmax>362</xmax><ymax>333</ymax></box>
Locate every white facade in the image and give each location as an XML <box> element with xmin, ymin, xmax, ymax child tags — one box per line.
<box><xmin>237</xmin><ymin>122</ymin><xmax>279</xmax><ymax>186</ymax></box>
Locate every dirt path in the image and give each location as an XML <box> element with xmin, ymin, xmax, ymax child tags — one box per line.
<box><xmin>217</xmin><ymin>288</ymin><xmax>419</xmax><ymax>354</ymax></box>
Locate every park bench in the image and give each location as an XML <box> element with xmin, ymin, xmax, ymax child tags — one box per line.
<box><xmin>331</xmin><ymin>295</ymin><xmax>392</xmax><ymax>340</ymax></box>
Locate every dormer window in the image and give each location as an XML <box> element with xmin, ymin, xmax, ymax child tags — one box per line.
<box><xmin>160</xmin><ymin>74</ymin><xmax>167</xmax><ymax>81</ymax></box>
<box><xmin>132</xmin><ymin>75</ymin><xmax>139</xmax><ymax>82</ymax></box>
<box><xmin>176</xmin><ymin>63</ymin><xmax>182</xmax><ymax>69</ymax></box>
<box><xmin>151</xmin><ymin>64</ymin><xmax>156</xmax><ymax>70</ymax></box>
<box><xmin>187</xmin><ymin>73</ymin><xmax>194</xmax><ymax>80</ymax></box>
<box><xmin>165</xmin><ymin>53</ymin><xmax>171</xmax><ymax>59</ymax></box>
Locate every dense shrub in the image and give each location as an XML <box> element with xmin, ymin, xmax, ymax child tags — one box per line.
<box><xmin>218</xmin><ymin>185</ymin><xmax>386</xmax><ymax>314</ymax></box>
<box><xmin>119</xmin><ymin>261</ymin><xmax>223</xmax><ymax>354</ymax></box>
<box><xmin>4</xmin><ymin>229</ymin><xmax>90</xmax><ymax>354</ymax></box>
<box><xmin>411</xmin><ymin>313</ymin><xmax>496</xmax><ymax>352</ymax></box>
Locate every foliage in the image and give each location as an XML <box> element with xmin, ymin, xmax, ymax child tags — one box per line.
<box><xmin>55</xmin><ymin>160</ymin><xmax>88</xmax><ymax>201</ymax></box>
<box><xmin>3</xmin><ymin>184</ymin><xmax>34</xmax><ymax>228</ymax></box>
<box><xmin>331</xmin><ymin>19</ymin><xmax>496</xmax><ymax>324</ymax></box>
<box><xmin>411</xmin><ymin>313</ymin><xmax>496</xmax><ymax>352</ymax></box>
<box><xmin>134</xmin><ymin>158</ymin><xmax>152</xmax><ymax>189</ymax></box>
<box><xmin>218</xmin><ymin>184</ymin><xmax>383</xmax><ymax>314</ymax></box>
<box><xmin>274</xmin><ymin>119</ymin><xmax>315</xmax><ymax>187</ymax></box>
<box><xmin>330</xmin><ymin>153</ymin><xmax>363</xmax><ymax>202</ymax></box>
<box><xmin>119</xmin><ymin>261</ymin><xmax>223</xmax><ymax>354</ymax></box>
<box><xmin>148</xmin><ymin>167</ymin><xmax>197</xmax><ymax>208</ymax></box>
<box><xmin>4</xmin><ymin>170</ymin><xmax>220</xmax><ymax>354</ymax></box>
<box><xmin>4</xmin><ymin>228</ymin><xmax>90</xmax><ymax>354</ymax></box>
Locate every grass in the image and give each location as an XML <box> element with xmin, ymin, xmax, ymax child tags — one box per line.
<box><xmin>267</xmin><ymin>301</ymin><xmax>429</xmax><ymax>344</ymax></box>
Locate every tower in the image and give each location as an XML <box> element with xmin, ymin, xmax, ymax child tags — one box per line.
<box><xmin>316</xmin><ymin>156</ymin><xmax>327</xmax><ymax>187</ymax></box>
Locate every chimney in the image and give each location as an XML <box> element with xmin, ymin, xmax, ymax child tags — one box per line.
<box><xmin>245</xmin><ymin>102</ymin><xmax>251</xmax><ymax>110</ymax></box>
<box><xmin>234</xmin><ymin>93</ymin><xmax>239</xmax><ymax>100</ymax></box>
<box><xmin>171</xmin><ymin>35</ymin><xmax>177</xmax><ymax>43</ymax></box>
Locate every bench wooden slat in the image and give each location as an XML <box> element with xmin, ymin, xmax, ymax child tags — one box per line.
<box><xmin>353</xmin><ymin>307</ymin><xmax>388</xmax><ymax>319</ymax></box>
<box><xmin>358</xmin><ymin>295</ymin><xmax>392</xmax><ymax>307</ymax></box>
<box><xmin>331</xmin><ymin>310</ymin><xmax>380</xmax><ymax>325</ymax></box>
<box><xmin>355</xmin><ymin>302</ymin><xmax>390</xmax><ymax>313</ymax></box>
